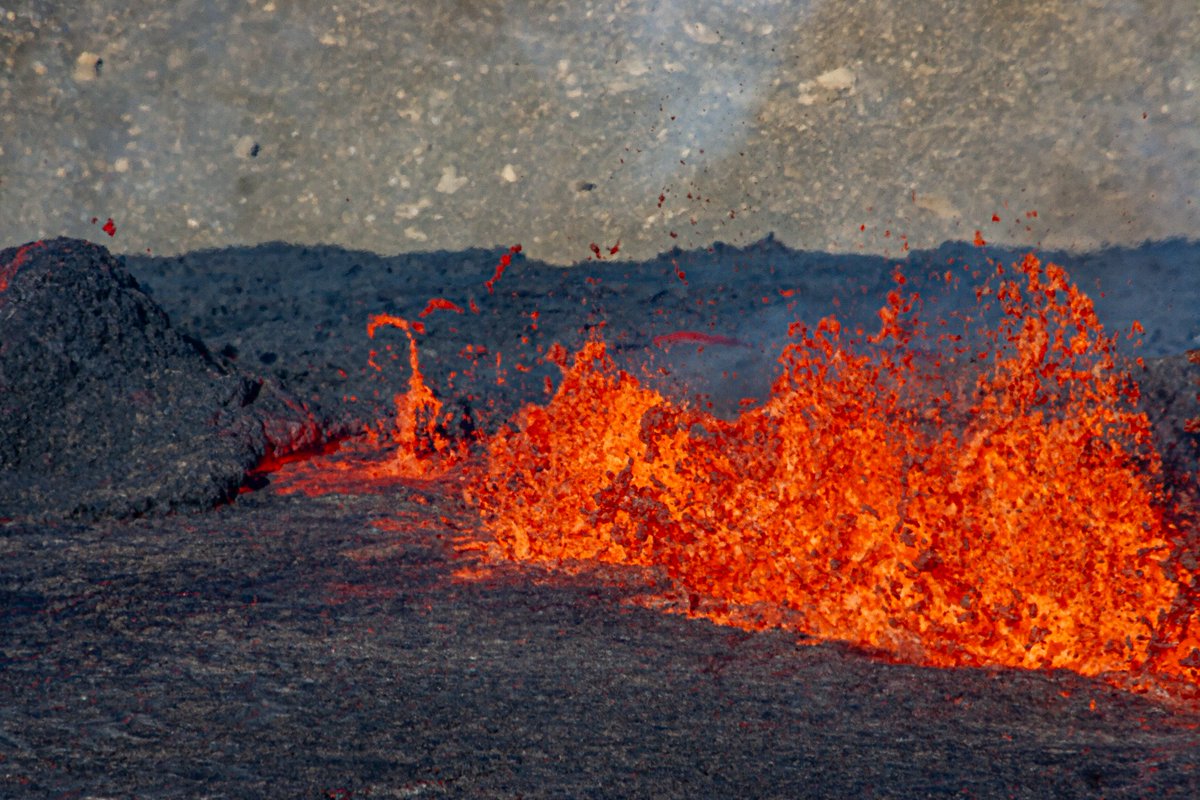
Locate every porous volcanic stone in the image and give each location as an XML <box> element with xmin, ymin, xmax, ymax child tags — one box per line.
<box><xmin>0</xmin><ymin>237</ymin><xmax>322</xmax><ymax>519</ymax></box>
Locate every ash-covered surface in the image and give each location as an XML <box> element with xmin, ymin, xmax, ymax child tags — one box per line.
<box><xmin>0</xmin><ymin>238</ymin><xmax>324</xmax><ymax>520</ymax></box>
<box><xmin>2</xmin><ymin>235</ymin><xmax>1199</xmax><ymax>796</ymax></box>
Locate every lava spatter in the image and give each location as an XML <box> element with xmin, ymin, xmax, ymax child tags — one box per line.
<box><xmin>262</xmin><ymin>247</ymin><xmax>1198</xmax><ymax>698</ymax></box>
<box><xmin>472</xmin><ymin>254</ymin><xmax>1199</xmax><ymax>692</ymax></box>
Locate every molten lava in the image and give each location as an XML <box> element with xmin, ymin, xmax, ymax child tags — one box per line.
<box><xmin>362</xmin><ymin>313</ymin><xmax>457</xmax><ymax>475</ymax></box>
<box><xmin>276</xmin><ymin>313</ymin><xmax>462</xmax><ymax>494</ymax></box>
<box><xmin>471</xmin><ymin>254</ymin><xmax>1199</xmax><ymax>691</ymax></box>
<box><xmin>270</xmin><ymin>251</ymin><xmax>1199</xmax><ymax>697</ymax></box>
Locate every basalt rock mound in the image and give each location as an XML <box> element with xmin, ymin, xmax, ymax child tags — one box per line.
<box><xmin>0</xmin><ymin>237</ymin><xmax>323</xmax><ymax>519</ymax></box>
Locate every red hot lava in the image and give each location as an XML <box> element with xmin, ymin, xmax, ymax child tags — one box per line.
<box><xmin>281</xmin><ymin>252</ymin><xmax>1200</xmax><ymax>700</ymax></box>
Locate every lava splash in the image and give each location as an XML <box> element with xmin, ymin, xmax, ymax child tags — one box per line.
<box><xmin>470</xmin><ymin>254</ymin><xmax>1199</xmax><ymax>692</ymax></box>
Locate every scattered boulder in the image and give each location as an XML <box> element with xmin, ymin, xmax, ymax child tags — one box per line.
<box><xmin>0</xmin><ymin>237</ymin><xmax>323</xmax><ymax>519</ymax></box>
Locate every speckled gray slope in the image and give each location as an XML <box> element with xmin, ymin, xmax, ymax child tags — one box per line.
<box><xmin>1</xmin><ymin>1</ymin><xmax>1198</xmax><ymax>263</ymax></box>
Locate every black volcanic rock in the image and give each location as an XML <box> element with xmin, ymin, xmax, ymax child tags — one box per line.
<box><xmin>0</xmin><ymin>237</ymin><xmax>322</xmax><ymax>519</ymax></box>
<box><xmin>1137</xmin><ymin>353</ymin><xmax>1200</xmax><ymax>511</ymax></box>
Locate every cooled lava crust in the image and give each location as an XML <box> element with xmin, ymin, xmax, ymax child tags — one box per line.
<box><xmin>0</xmin><ymin>238</ymin><xmax>324</xmax><ymax>519</ymax></box>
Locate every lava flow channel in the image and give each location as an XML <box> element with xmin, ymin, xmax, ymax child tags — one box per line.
<box><xmin>468</xmin><ymin>253</ymin><xmax>1199</xmax><ymax>694</ymax></box>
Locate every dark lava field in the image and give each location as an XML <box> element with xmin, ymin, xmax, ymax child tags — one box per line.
<box><xmin>2</xmin><ymin>236</ymin><xmax>1199</xmax><ymax>798</ymax></box>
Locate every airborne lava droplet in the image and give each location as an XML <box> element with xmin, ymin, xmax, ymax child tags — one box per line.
<box><xmin>485</xmin><ymin>244</ymin><xmax>522</xmax><ymax>295</ymax></box>
<box><xmin>419</xmin><ymin>298</ymin><xmax>465</xmax><ymax>318</ymax></box>
<box><xmin>588</xmin><ymin>241</ymin><xmax>621</xmax><ymax>260</ymax></box>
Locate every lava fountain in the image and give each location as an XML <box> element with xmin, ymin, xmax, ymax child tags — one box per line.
<box><xmin>468</xmin><ymin>253</ymin><xmax>1199</xmax><ymax>695</ymax></box>
<box><xmin>281</xmin><ymin>251</ymin><xmax>1200</xmax><ymax>699</ymax></box>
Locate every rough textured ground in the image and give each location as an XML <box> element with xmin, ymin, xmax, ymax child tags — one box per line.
<box><xmin>1</xmin><ymin>235</ymin><xmax>1199</xmax><ymax>797</ymax></box>
<box><xmin>4</xmin><ymin>484</ymin><xmax>1200</xmax><ymax>799</ymax></box>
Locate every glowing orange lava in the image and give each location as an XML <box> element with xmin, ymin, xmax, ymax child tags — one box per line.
<box><xmin>360</xmin><ymin>312</ymin><xmax>461</xmax><ymax>477</ymax></box>
<box><xmin>262</xmin><ymin>251</ymin><xmax>1199</xmax><ymax>697</ymax></box>
<box><xmin>471</xmin><ymin>254</ymin><xmax>1199</xmax><ymax>691</ymax></box>
<box><xmin>273</xmin><ymin>313</ymin><xmax>462</xmax><ymax>495</ymax></box>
